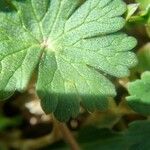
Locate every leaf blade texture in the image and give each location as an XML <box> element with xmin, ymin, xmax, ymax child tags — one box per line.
<box><xmin>127</xmin><ymin>71</ymin><xmax>150</xmax><ymax>115</ymax></box>
<box><xmin>137</xmin><ymin>43</ymin><xmax>150</xmax><ymax>72</ymax></box>
<box><xmin>0</xmin><ymin>0</ymin><xmax>137</xmax><ymax>121</ymax></box>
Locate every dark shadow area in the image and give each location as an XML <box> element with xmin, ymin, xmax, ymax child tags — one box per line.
<box><xmin>0</xmin><ymin>0</ymin><xmax>16</xmax><ymax>12</ymax></box>
<box><xmin>22</xmin><ymin>123</ymin><xmax>53</xmax><ymax>139</ymax></box>
<box><xmin>0</xmin><ymin>0</ymin><xmax>26</xmax><ymax>12</ymax></box>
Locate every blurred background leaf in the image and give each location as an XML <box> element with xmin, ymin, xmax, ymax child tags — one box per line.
<box><xmin>127</xmin><ymin>120</ymin><xmax>150</xmax><ymax>150</ymax></box>
<box><xmin>135</xmin><ymin>0</ymin><xmax>150</xmax><ymax>10</ymax></box>
<box><xmin>137</xmin><ymin>43</ymin><xmax>150</xmax><ymax>72</ymax></box>
<box><xmin>0</xmin><ymin>115</ymin><xmax>22</xmax><ymax>131</ymax></box>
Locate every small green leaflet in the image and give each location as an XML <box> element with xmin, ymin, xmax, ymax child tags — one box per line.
<box><xmin>0</xmin><ymin>0</ymin><xmax>137</xmax><ymax>121</ymax></box>
<box><xmin>127</xmin><ymin>71</ymin><xmax>150</xmax><ymax>115</ymax></box>
<box><xmin>126</xmin><ymin>3</ymin><xmax>139</xmax><ymax>21</ymax></box>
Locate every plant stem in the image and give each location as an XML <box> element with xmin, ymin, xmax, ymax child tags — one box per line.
<box><xmin>59</xmin><ymin>123</ymin><xmax>80</xmax><ymax>150</ymax></box>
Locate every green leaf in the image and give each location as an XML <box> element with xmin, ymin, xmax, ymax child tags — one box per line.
<box><xmin>126</xmin><ymin>3</ymin><xmax>139</xmax><ymax>21</ymax></box>
<box><xmin>78</xmin><ymin>127</ymin><xmax>126</xmax><ymax>150</ymax></box>
<box><xmin>79</xmin><ymin>122</ymin><xmax>150</xmax><ymax>150</ymax></box>
<box><xmin>43</xmin><ymin>127</ymin><xmax>127</xmax><ymax>150</ymax></box>
<box><xmin>135</xmin><ymin>0</ymin><xmax>150</xmax><ymax>35</ymax></box>
<box><xmin>137</xmin><ymin>43</ymin><xmax>150</xmax><ymax>72</ymax></box>
<box><xmin>42</xmin><ymin>121</ymin><xmax>150</xmax><ymax>150</ymax></box>
<box><xmin>135</xmin><ymin>0</ymin><xmax>150</xmax><ymax>10</ymax></box>
<box><xmin>0</xmin><ymin>0</ymin><xmax>137</xmax><ymax>121</ymax></box>
<box><xmin>126</xmin><ymin>71</ymin><xmax>150</xmax><ymax>115</ymax></box>
<box><xmin>127</xmin><ymin>1</ymin><xmax>150</xmax><ymax>25</ymax></box>
<box><xmin>127</xmin><ymin>121</ymin><xmax>150</xmax><ymax>150</ymax></box>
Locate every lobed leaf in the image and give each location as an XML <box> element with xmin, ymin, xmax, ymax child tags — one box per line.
<box><xmin>0</xmin><ymin>0</ymin><xmax>137</xmax><ymax>121</ymax></box>
<box><xmin>127</xmin><ymin>71</ymin><xmax>150</xmax><ymax>115</ymax></box>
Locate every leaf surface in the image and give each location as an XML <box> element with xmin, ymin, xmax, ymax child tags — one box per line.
<box><xmin>127</xmin><ymin>71</ymin><xmax>150</xmax><ymax>115</ymax></box>
<box><xmin>0</xmin><ymin>0</ymin><xmax>137</xmax><ymax>121</ymax></box>
<box><xmin>137</xmin><ymin>43</ymin><xmax>150</xmax><ymax>72</ymax></box>
<box><xmin>42</xmin><ymin>121</ymin><xmax>150</xmax><ymax>150</ymax></box>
